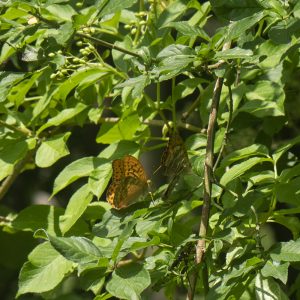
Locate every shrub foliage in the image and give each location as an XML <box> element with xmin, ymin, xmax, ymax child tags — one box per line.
<box><xmin>1</xmin><ymin>0</ymin><xmax>300</xmax><ymax>299</ymax></box>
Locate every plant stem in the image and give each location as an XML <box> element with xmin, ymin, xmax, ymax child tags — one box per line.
<box><xmin>98</xmin><ymin>117</ymin><xmax>205</xmax><ymax>133</ymax></box>
<box><xmin>213</xmin><ymin>84</ymin><xmax>233</xmax><ymax>171</ymax></box>
<box><xmin>0</xmin><ymin>150</ymin><xmax>34</xmax><ymax>201</ymax></box>
<box><xmin>181</xmin><ymin>94</ymin><xmax>201</xmax><ymax>122</ymax></box>
<box><xmin>187</xmin><ymin>41</ymin><xmax>231</xmax><ymax>300</ymax></box>
<box><xmin>76</xmin><ymin>33</ymin><xmax>143</xmax><ymax>59</ymax></box>
<box><xmin>0</xmin><ymin>120</ymin><xmax>32</xmax><ymax>136</ymax></box>
<box><xmin>171</xmin><ymin>77</ymin><xmax>176</xmax><ymax>126</ymax></box>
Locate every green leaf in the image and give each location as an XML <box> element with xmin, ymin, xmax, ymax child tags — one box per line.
<box><xmin>255</xmin><ymin>273</ymin><xmax>289</xmax><ymax>300</ymax></box>
<box><xmin>272</xmin><ymin>135</ymin><xmax>300</xmax><ymax>164</ymax></box>
<box><xmin>80</xmin><ymin>267</ymin><xmax>106</xmax><ymax>295</ymax></box>
<box><xmin>0</xmin><ymin>138</ymin><xmax>36</xmax><ymax>181</ymax></box>
<box><xmin>106</xmin><ymin>263</ymin><xmax>151</xmax><ymax>300</ymax></box>
<box><xmin>239</xmin><ymin>100</ymin><xmax>285</xmax><ymax>117</ymax></box>
<box><xmin>275</xmin><ymin>178</ymin><xmax>300</xmax><ymax>205</ymax></box>
<box><xmin>279</xmin><ymin>163</ymin><xmax>300</xmax><ymax>183</ymax></box>
<box><xmin>44</xmin><ymin>4</ymin><xmax>76</xmax><ymax>21</ymax></box>
<box><xmin>164</xmin><ymin>21</ymin><xmax>210</xmax><ymax>40</ymax></box>
<box><xmin>191</xmin><ymin>155</ymin><xmax>205</xmax><ymax>177</ymax></box>
<box><xmin>0</xmin><ymin>27</ymin><xmax>45</xmax><ymax>64</ymax></box>
<box><xmin>88</xmin><ymin>161</ymin><xmax>112</xmax><ymax>198</ymax></box>
<box><xmin>35</xmin><ymin>132</ymin><xmax>71</xmax><ymax>168</ymax></box>
<box><xmin>54</xmin><ymin>67</ymin><xmax>108</xmax><ymax>102</ymax></box>
<box><xmin>127</xmin><ymin>236</ymin><xmax>160</xmax><ymax>252</ymax></box>
<box><xmin>274</xmin><ymin>213</ymin><xmax>300</xmax><ymax>239</ymax></box>
<box><xmin>270</xmin><ymin>238</ymin><xmax>300</xmax><ymax>262</ymax></box>
<box><xmin>239</xmin><ymin>81</ymin><xmax>285</xmax><ymax>118</ymax></box>
<box><xmin>0</xmin><ymin>72</ymin><xmax>25</xmax><ymax>102</ymax></box>
<box><xmin>155</xmin><ymin>45</ymin><xmax>196</xmax><ymax>80</ymax></box>
<box><xmin>52</xmin><ymin>157</ymin><xmax>105</xmax><ymax>197</ymax></box>
<box><xmin>220</xmin><ymin>157</ymin><xmax>271</xmax><ymax>186</ymax></box>
<box><xmin>99</xmin><ymin>0</ymin><xmax>137</xmax><ymax>17</ymax></box>
<box><xmin>37</xmin><ymin>103</ymin><xmax>87</xmax><ymax>134</ymax></box>
<box><xmin>173</xmin><ymin>78</ymin><xmax>205</xmax><ymax>101</ymax></box>
<box><xmin>7</xmin><ymin>70</ymin><xmax>43</xmax><ymax>107</ymax></box>
<box><xmin>214</xmin><ymin>47</ymin><xmax>253</xmax><ymax>59</ymax></box>
<box><xmin>225</xmin><ymin>11</ymin><xmax>265</xmax><ymax>41</ymax></box>
<box><xmin>59</xmin><ymin>184</ymin><xmax>93</xmax><ymax>235</ymax></box>
<box><xmin>261</xmin><ymin>261</ymin><xmax>289</xmax><ymax>284</ymax></box>
<box><xmin>258</xmin><ymin>40</ymin><xmax>295</xmax><ymax>68</ymax></box>
<box><xmin>157</xmin><ymin>0</ymin><xmax>187</xmax><ymax>28</ymax></box>
<box><xmin>17</xmin><ymin>242</ymin><xmax>73</xmax><ymax>297</ymax></box>
<box><xmin>158</xmin><ymin>57</ymin><xmax>195</xmax><ymax>81</ymax></box>
<box><xmin>116</xmin><ymin>75</ymin><xmax>150</xmax><ymax>99</ymax></box>
<box><xmin>96</xmin><ymin>113</ymin><xmax>140</xmax><ymax>144</ymax></box>
<box><xmin>269</xmin><ymin>18</ymin><xmax>300</xmax><ymax>44</ymax></box>
<box><xmin>11</xmin><ymin>205</ymin><xmax>64</xmax><ymax>236</ymax></box>
<box><xmin>210</xmin><ymin>0</ymin><xmax>263</xmax><ymax>20</ymax></box>
<box><xmin>157</xmin><ymin>44</ymin><xmax>195</xmax><ymax>60</ymax></box>
<box><xmin>98</xmin><ymin>140</ymin><xmax>140</xmax><ymax>160</ymax></box>
<box><xmin>48</xmin><ymin>234</ymin><xmax>103</xmax><ymax>264</ymax></box>
<box><xmin>221</xmin><ymin>144</ymin><xmax>269</xmax><ymax>167</ymax></box>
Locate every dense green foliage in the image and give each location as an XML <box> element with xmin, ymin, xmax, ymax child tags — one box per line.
<box><xmin>1</xmin><ymin>0</ymin><xmax>300</xmax><ymax>299</ymax></box>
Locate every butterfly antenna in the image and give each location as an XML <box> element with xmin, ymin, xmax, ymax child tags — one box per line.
<box><xmin>153</xmin><ymin>165</ymin><xmax>162</xmax><ymax>175</ymax></box>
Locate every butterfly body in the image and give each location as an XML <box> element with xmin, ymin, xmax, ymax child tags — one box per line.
<box><xmin>106</xmin><ymin>155</ymin><xmax>148</xmax><ymax>209</ymax></box>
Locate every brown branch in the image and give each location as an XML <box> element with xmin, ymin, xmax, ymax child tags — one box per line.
<box><xmin>0</xmin><ymin>150</ymin><xmax>34</xmax><ymax>201</ymax></box>
<box><xmin>187</xmin><ymin>41</ymin><xmax>231</xmax><ymax>300</ymax></box>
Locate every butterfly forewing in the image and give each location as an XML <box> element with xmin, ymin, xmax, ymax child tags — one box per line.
<box><xmin>111</xmin><ymin>159</ymin><xmax>124</xmax><ymax>181</ymax></box>
<box><xmin>123</xmin><ymin>155</ymin><xmax>148</xmax><ymax>182</ymax></box>
<box><xmin>106</xmin><ymin>155</ymin><xmax>148</xmax><ymax>209</ymax></box>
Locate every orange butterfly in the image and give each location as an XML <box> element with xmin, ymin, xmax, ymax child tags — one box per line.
<box><xmin>106</xmin><ymin>155</ymin><xmax>149</xmax><ymax>209</ymax></box>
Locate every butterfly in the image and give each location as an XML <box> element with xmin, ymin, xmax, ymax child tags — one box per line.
<box><xmin>106</xmin><ymin>155</ymin><xmax>149</xmax><ymax>209</ymax></box>
<box><xmin>160</xmin><ymin>129</ymin><xmax>191</xmax><ymax>199</ymax></box>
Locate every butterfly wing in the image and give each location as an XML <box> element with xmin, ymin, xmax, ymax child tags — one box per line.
<box><xmin>161</xmin><ymin>130</ymin><xmax>191</xmax><ymax>199</ymax></box>
<box><xmin>162</xmin><ymin>130</ymin><xmax>190</xmax><ymax>177</ymax></box>
<box><xmin>106</xmin><ymin>155</ymin><xmax>148</xmax><ymax>209</ymax></box>
<box><xmin>106</xmin><ymin>158</ymin><xmax>124</xmax><ymax>208</ymax></box>
<box><xmin>123</xmin><ymin>155</ymin><xmax>148</xmax><ymax>182</ymax></box>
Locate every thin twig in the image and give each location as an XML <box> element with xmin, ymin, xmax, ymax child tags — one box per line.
<box><xmin>207</xmin><ymin>60</ymin><xmax>226</xmax><ymax>70</ymax></box>
<box><xmin>0</xmin><ymin>120</ymin><xmax>32</xmax><ymax>136</ymax></box>
<box><xmin>187</xmin><ymin>41</ymin><xmax>231</xmax><ymax>300</ymax></box>
<box><xmin>0</xmin><ymin>150</ymin><xmax>34</xmax><ymax>201</ymax></box>
<box><xmin>213</xmin><ymin>84</ymin><xmax>233</xmax><ymax>171</ymax></box>
<box><xmin>98</xmin><ymin>117</ymin><xmax>205</xmax><ymax>133</ymax></box>
<box><xmin>76</xmin><ymin>33</ymin><xmax>143</xmax><ymax>59</ymax></box>
<box><xmin>181</xmin><ymin>95</ymin><xmax>201</xmax><ymax>122</ymax></box>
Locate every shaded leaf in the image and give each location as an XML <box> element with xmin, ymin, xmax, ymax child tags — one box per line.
<box><xmin>17</xmin><ymin>242</ymin><xmax>73</xmax><ymax>297</ymax></box>
<box><xmin>106</xmin><ymin>263</ymin><xmax>150</xmax><ymax>300</ymax></box>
